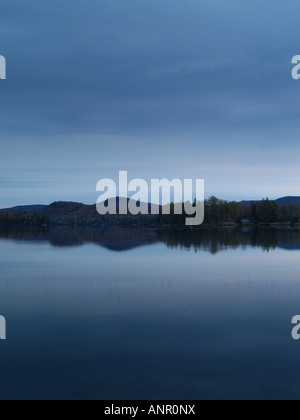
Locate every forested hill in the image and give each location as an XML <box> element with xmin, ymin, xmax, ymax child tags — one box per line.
<box><xmin>276</xmin><ymin>197</ymin><xmax>300</xmax><ymax>205</ymax></box>
<box><xmin>35</xmin><ymin>199</ymin><xmax>160</xmax><ymax>227</ymax></box>
<box><xmin>0</xmin><ymin>205</ymin><xmax>46</xmax><ymax>214</ymax></box>
<box><xmin>241</xmin><ymin>196</ymin><xmax>300</xmax><ymax>207</ymax></box>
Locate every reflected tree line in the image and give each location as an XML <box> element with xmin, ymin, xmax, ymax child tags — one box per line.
<box><xmin>158</xmin><ymin>228</ymin><xmax>281</xmax><ymax>254</ymax></box>
<box><xmin>1</xmin><ymin>226</ymin><xmax>300</xmax><ymax>254</ymax></box>
<box><xmin>0</xmin><ymin>212</ymin><xmax>49</xmax><ymax>228</ymax></box>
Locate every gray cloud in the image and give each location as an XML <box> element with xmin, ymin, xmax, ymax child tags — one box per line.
<box><xmin>1</xmin><ymin>0</ymin><xmax>300</xmax><ymax>206</ymax></box>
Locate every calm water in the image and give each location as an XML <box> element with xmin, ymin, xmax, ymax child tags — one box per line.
<box><xmin>0</xmin><ymin>227</ymin><xmax>300</xmax><ymax>400</ymax></box>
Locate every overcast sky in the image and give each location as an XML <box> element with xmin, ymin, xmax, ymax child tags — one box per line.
<box><xmin>1</xmin><ymin>0</ymin><xmax>300</xmax><ymax>207</ymax></box>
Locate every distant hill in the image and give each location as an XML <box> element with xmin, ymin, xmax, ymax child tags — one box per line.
<box><xmin>0</xmin><ymin>205</ymin><xmax>46</xmax><ymax>214</ymax></box>
<box><xmin>37</xmin><ymin>198</ymin><xmax>160</xmax><ymax>217</ymax></box>
<box><xmin>276</xmin><ymin>197</ymin><xmax>300</xmax><ymax>206</ymax></box>
<box><xmin>37</xmin><ymin>201</ymin><xmax>91</xmax><ymax>217</ymax></box>
<box><xmin>34</xmin><ymin>198</ymin><xmax>161</xmax><ymax>227</ymax></box>
<box><xmin>240</xmin><ymin>197</ymin><xmax>300</xmax><ymax>207</ymax></box>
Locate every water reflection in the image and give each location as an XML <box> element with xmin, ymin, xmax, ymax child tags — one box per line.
<box><xmin>0</xmin><ymin>226</ymin><xmax>300</xmax><ymax>254</ymax></box>
<box><xmin>1</xmin><ymin>226</ymin><xmax>300</xmax><ymax>400</ymax></box>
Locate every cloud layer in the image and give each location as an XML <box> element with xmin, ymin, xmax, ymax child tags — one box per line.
<box><xmin>1</xmin><ymin>0</ymin><xmax>300</xmax><ymax>206</ymax></box>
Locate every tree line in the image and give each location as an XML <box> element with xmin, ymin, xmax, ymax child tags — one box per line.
<box><xmin>158</xmin><ymin>197</ymin><xmax>300</xmax><ymax>226</ymax></box>
<box><xmin>0</xmin><ymin>198</ymin><xmax>299</xmax><ymax>229</ymax></box>
<box><xmin>204</xmin><ymin>197</ymin><xmax>299</xmax><ymax>225</ymax></box>
<box><xmin>0</xmin><ymin>212</ymin><xmax>49</xmax><ymax>228</ymax></box>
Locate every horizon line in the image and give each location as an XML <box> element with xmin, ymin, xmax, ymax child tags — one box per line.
<box><xmin>1</xmin><ymin>195</ymin><xmax>300</xmax><ymax>210</ymax></box>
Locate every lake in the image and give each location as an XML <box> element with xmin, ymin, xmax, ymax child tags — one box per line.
<box><xmin>0</xmin><ymin>227</ymin><xmax>300</xmax><ymax>400</ymax></box>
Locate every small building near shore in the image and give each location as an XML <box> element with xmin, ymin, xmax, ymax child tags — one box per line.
<box><xmin>241</xmin><ymin>216</ymin><xmax>252</xmax><ymax>225</ymax></box>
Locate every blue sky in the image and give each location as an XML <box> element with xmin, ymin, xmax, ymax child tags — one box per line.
<box><xmin>1</xmin><ymin>0</ymin><xmax>300</xmax><ymax>207</ymax></box>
